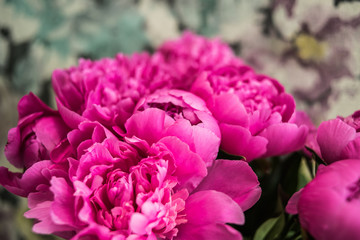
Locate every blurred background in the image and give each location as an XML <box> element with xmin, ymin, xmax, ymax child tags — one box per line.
<box><xmin>0</xmin><ymin>0</ymin><xmax>360</xmax><ymax>239</ymax></box>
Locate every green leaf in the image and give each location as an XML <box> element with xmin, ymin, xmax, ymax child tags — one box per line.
<box><xmin>297</xmin><ymin>158</ymin><xmax>313</xmax><ymax>190</ymax></box>
<box><xmin>254</xmin><ymin>213</ymin><xmax>285</xmax><ymax>240</ymax></box>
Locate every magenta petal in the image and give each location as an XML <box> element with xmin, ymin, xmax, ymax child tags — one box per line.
<box><xmin>296</xmin><ymin>160</ymin><xmax>360</xmax><ymax>240</ymax></box>
<box><xmin>0</xmin><ymin>160</ymin><xmax>52</xmax><ymax>197</ymax></box>
<box><xmin>190</xmin><ymin>72</ymin><xmax>214</xmax><ymax>102</ymax></box>
<box><xmin>28</xmin><ymin>191</ymin><xmax>53</xmax><ymax>209</ymax></box>
<box><xmin>33</xmin><ymin>116</ymin><xmax>68</xmax><ymax>151</ymax></box>
<box><xmin>194</xmin><ymin>160</ymin><xmax>261</xmax><ymax>211</ymax></box>
<box><xmin>4</xmin><ymin>127</ymin><xmax>22</xmax><ymax>168</ymax></box>
<box><xmin>50</xmin><ymin>177</ymin><xmax>76</xmax><ymax>227</ymax></box>
<box><xmin>184</xmin><ymin>190</ymin><xmax>244</xmax><ymax>225</ymax></box>
<box><xmin>165</xmin><ymin>120</ymin><xmax>220</xmax><ymax>166</ymax></box>
<box><xmin>50</xmin><ymin>139</ymin><xmax>73</xmax><ymax>163</ymax></box>
<box><xmin>25</xmin><ymin>201</ymin><xmax>74</xmax><ymax>234</ymax></box>
<box><xmin>56</xmin><ymin>97</ymin><xmax>85</xmax><ymax>129</ymax></box>
<box><xmin>271</xmin><ymin>93</ymin><xmax>295</xmax><ymax>122</ymax></box>
<box><xmin>177</xmin><ymin>223</ymin><xmax>243</xmax><ymax>240</ymax></box>
<box><xmin>340</xmin><ymin>137</ymin><xmax>360</xmax><ymax>160</ymax></box>
<box><xmin>190</xmin><ymin>126</ymin><xmax>220</xmax><ymax>166</ymax></box>
<box><xmin>73</xmin><ymin>180</ymin><xmax>94</xmax><ymax>223</ymax></box>
<box><xmin>220</xmin><ymin>123</ymin><xmax>268</xmax><ymax>161</ymax></box>
<box><xmin>129</xmin><ymin>213</ymin><xmax>149</xmax><ymax>235</ymax></box>
<box><xmin>298</xmin><ymin>185</ymin><xmax>360</xmax><ymax>240</ymax></box>
<box><xmin>159</xmin><ymin>136</ymin><xmax>207</xmax><ymax>191</ymax></box>
<box><xmin>72</xmin><ymin>224</ymin><xmax>113</xmax><ymax>240</ymax></box>
<box><xmin>210</xmin><ymin>93</ymin><xmax>249</xmax><ymax>127</ymax></box>
<box><xmin>317</xmin><ymin>119</ymin><xmax>356</xmax><ymax>164</ymax></box>
<box><xmin>259</xmin><ymin>123</ymin><xmax>308</xmax><ymax>157</ymax></box>
<box><xmin>52</xmin><ymin>69</ymin><xmax>84</xmax><ymax>112</ymax></box>
<box><xmin>285</xmin><ymin>189</ymin><xmax>303</xmax><ymax>215</ymax></box>
<box><xmin>125</xmin><ymin>108</ymin><xmax>168</xmax><ymax>145</ymax></box>
<box><xmin>18</xmin><ymin>92</ymin><xmax>55</xmax><ymax>118</ymax></box>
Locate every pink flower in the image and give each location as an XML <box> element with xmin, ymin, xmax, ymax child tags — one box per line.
<box><xmin>286</xmin><ymin>160</ymin><xmax>360</xmax><ymax>240</ymax></box>
<box><xmin>191</xmin><ymin>66</ymin><xmax>308</xmax><ymax>161</ymax></box>
<box><xmin>125</xmin><ymin>89</ymin><xmax>221</xmax><ymax>166</ymax></box>
<box><xmin>3</xmin><ymin>93</ymin><xmax>69</xmax><ymax>170</ymax></box>
<box><xmin>316</xmin><ymin>110</ymin><xmax>360</xmax><ymax>164</ymax></box>
<box><xmin>19</xmin><ymin>121</ymin><xmax>260</xmax><ymax>239</ymax></box>
<box><xmin>154</xmin><ymin>31</ymin><xmax>243</xmax><ymax>90</ymax></box>
<box><xmin>52</xmin><ymin>53</ymin><xmax>174</xmax><ymax>130</ymax></box>
<box><xmin>0</xmin><ymin>95</ymin><xmax>70</xmax><ymax>197</ymax></box>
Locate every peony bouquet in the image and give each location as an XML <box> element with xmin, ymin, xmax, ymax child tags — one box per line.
<box><xmin>0</xmin><ymin>32</ymin><xmax>359</xmax><ymax>240</ymax></box>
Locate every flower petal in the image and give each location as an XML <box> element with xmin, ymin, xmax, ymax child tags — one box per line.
<box><xmin>210</xmin><ymin>93</ymin><xmax>249</xmax><ymax>127</ymax></box>
<box><xmin>50</xmin><ymin>177</ymin><xmax>77</xmax><ymax>227</ymax></box>
<box><xmin>340</xmin><ymin>137</ymin><xmax>360</xmax><ymax>160</ymax></box>
<box><xmin>176</xmin><ymin>223</ymin><xmax>243</xmax><ymax>240</ymax></box>
<box><xmin>259</xmin><ymin>123</ymin><xmax>308</xmax><ymax>157</ymax></box>
<box><xmin>56</xmin><ymin>97</ymin><xmax>85</xmax><ymax>129</ymax></box>
<box><xmin>125</xmin><ymin>108</ymin><xmax>171</xmax><ymax>145</ymax></box>
<box><xmin>220</xmin><ymin>123</ymin><xmax>268</xmax><ymax>161</ymax></box>
<box><xmin>184</xmin><ymin>190</ymin><xmax>244</xmax><ymax>226</ymax></box>
<box><xmin>317</xmin><ymin>119</ymin><xmax>356</xmax><ymax>164</ymax></box>
<box><xmin>165</xmin><ymin>119</ymin><xmax>220</xmax><ymax>166</ymax></box>
<box><xmin>159</xmin><ymin>136</ymin><xmax>207</xmax><ymax>191</ymax></box>
<box><xmin>194</xmin><ymin>160</ymin><xmax>261</xmax><ymax>211</ymax></box>
<box><xmin>285</xmin><ymin>189</ymin><xmax>303</xmax><ymax>215</ymax></box>
<box><xmin>0</xmin><ymin>160</ymin><xmax>52</xmax><ymax>197</ymax></box>
<box><xmin>25</xmin><ymin>201</ymin><xmax>74</xmax><ymax>235</ymax></box>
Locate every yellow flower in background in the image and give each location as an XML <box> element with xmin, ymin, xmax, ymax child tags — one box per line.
<box><xmin>295</xmin><ymin>34</ymin><xmax>327</xmax><ymax>62</ymax></box>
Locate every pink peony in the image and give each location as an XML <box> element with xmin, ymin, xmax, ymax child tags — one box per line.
<box><xmin>14</xmin><ymin>121</ymin><xmax>261</xmax><ymax>239</ymax></box>
<box><xmin>154</xmin><ymin>31</ymin><xmax>243</xmax><ymax>90</ymax></box>
<box><xmin>286</xmin><ymin>160</ymin><xmax>360</xmax><ymax>240</ymax></box>
<box><xmin>3</xmin><ymin>93</ymin><xmax>69</xmax><ymax>170</ymax></box>
<box><xmin>191</xmin><ymin>66</ymin><xmax>308</xmax><ymax>161</ymax></box>
<box><xmin>316</xmin><ymin>110</ymin><xmax>360</xmax><ymax>164</ymax></box>
<box><xmin>125</xmin><ymin>89</ymin><xmax>221</xmax><ymax>166</ymax></box>
<box><xmin>52</xmin><ymin>53</ymin><xmax>174</xmax><ymax>131</ymax></box>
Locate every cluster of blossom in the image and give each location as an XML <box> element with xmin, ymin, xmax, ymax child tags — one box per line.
<box><xmin>0</xmin><ymin>32</ymin><xmax>357</xmax><ymax>240</ymax></box>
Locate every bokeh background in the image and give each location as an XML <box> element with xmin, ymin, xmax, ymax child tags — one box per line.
<box><xmin>0</xmin><ymin>0</ymin><xmax>360</xmax><ymax>239</ymax></box>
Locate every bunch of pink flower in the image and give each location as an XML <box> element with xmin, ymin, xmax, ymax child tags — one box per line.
<box><xmin>3</xmin><ymin>31</ymin><xmax>350</xmax><ymax>240</ymax></box>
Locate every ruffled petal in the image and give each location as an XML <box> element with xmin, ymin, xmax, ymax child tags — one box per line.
<box><xmin>24</xmin><ymin>201</ymin><xmax>75</xmax><ymax>235</ymax></box>
<box><xmin>159</xmin><ymin>136</ymin><xmax>207</xmax><ymax>191</ymax></box>
<box><xmin>50</xmin><ymin>177</ymin><xmax>77</xmax><ymax>227</ymax></box>
<box><xmin>165</xmin><ymin>119</ymin><xmax>220</xmax><ymax>166</ymax></box>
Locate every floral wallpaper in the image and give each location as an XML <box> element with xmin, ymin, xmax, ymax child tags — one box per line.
<box><xmin>0</xmin><ymin>0</ymin><xmax>359</xmax><ymax>239</ymax></box>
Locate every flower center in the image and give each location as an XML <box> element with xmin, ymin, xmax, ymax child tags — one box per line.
<box><xmin>88</xmin><ymin>155</ymin><xmax>187</xmax><ymax>238</ymax></box>
<box><xmin>145</xmin><ymin>102</ymin><xmax>201</xmax><ymax>125</ymax></box>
